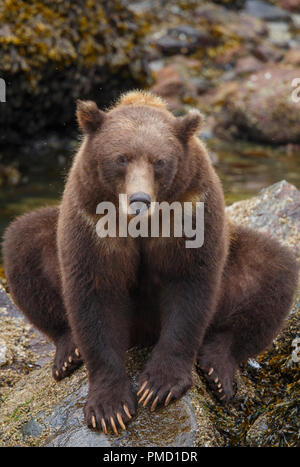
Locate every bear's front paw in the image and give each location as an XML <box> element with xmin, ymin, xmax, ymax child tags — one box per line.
<box><xmin>84</xmin><ymin>379</ymin><xmax>136</xmax><ymax>435</ymax></box>
<box><xmin>137</xmin><ymin>361</ymin><xmax>192</xmax><ymax>411</ymax></box>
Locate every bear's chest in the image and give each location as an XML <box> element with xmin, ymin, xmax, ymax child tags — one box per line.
<box><xmin>141</xmin><ymin>236</ymin><xmax>199</xmax><ymax>276</ymax></box>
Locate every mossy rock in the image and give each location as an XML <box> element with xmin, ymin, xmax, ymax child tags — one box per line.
<box><xmin>0</xmin><ymin>0</ymin><xmax>151</xmax><ymax>146</ymax></box>
<box><xmin>0</xmin><ymin>340</ymin><xmax>221</xmax><ymax>447</ymax></box>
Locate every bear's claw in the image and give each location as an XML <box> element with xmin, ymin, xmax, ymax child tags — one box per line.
<box><xmin>164</xmin><ymin>391</ymin><xmax>172</xmax><ymax>406</ymax></box>
<box><xmin>117</xmin><ymin>412</ymin><xmax>126</xmax><ymax>430</ymax></box>
<box><xmin>110</xmin><ymin>416</ymin><xmax>118</xmax><ymax>436</ymax></box>
<box><xmin>137</xmin><ymin>380</ymin><xmax>147</xmax><ymax>396</ymax></box>
<box><xmin>150</xmin><ymin>395</ymin><xmax>159</xmax><ymax>412</ymax></box>
<box><xmin>52</xmin><ymin>339</ymin><xmax>83</xmax><ymax>381</ymax></box>
<box><xmin>101</xmin><ymin>417</ymin><xmax>108</xmax><ymax>434</ymax></box>
<box><xmin>137</xmin><ymin>376</ymin><xmax>187</xmax><ymax>411</ymax></box>
<box><xmin>206</xmin><ymin>367</ymin><xmax>226</xmax><ymax>400</ymax></box>
<box><xmin>137</xmin><ymin>383</ymin><xmax>173</xmax><ymax>408</ymax></box>
<box><xmin>123</xmin><ymin>403</ymin><xmax>132</xmax><ymax>419</ymax></box>
<box><xmin>85</xmin><ymin>391</ymin><xmax>135</xmax><ymax>435</ymax></box>
<box><xmin>196</xmin><ymin>364</ymin><xmax>232</xmax><ymax>402</ymax></box>
<box><xmin>88</xmin><ymin>405</ymin><xmax>132</xmax><ymax>435</ymax></box>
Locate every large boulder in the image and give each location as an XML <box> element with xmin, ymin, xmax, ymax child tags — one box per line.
<box><xmin>243</xmin><ymin>0</ymin><xmax>292</xmax><ymax>21</ymax></box>
<box><xmin>0</xmin><ymin>0</ymin><xmax>151</xmax><ymax>146</ymax></box>
<box><xmin>215</xmin><ymin>65</ymin><xmax>300</xmax><ymax>143</ymax></box>
<box><xmin>227</xmin><ymin>180</ymin><xmax>300</xmax><ymax>260</ymax></box>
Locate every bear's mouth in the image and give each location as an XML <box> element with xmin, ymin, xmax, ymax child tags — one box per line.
<box><xmin>129</xmin><ymin>192</ymin><xmax>151</xmax><ymax>216</ymax></box>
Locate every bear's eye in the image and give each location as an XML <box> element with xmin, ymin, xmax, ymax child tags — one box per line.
<box><xmin>116</xmin><ymin>155</ymin><xmax>127</xmax><ymax>166</ymax></box>
<box><xmin>154</xmin><ymin>159</ymin><xmax>165</xmax><ymax>170</ymax></box>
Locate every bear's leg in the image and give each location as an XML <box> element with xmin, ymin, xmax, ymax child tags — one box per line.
<box><xmin>197</xmin><ymin>225</ymin><xmax>298</xmax><ymax>402</ymax></box>
<box><xmin>3</xmin><ymin>207</ymin><xmax>83</xmax><ymax>381</ymax></box>
<box><xmin>137</xmin><ymin>274</ymin><xmax>221</xmax><ymax>411</ymax></box>
<box><xmin>58</xmin><ymin>212</ymin><xmax>139</xmax><ymax>434</ymax></box>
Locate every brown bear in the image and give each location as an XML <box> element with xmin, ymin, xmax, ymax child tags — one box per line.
<box><xmin>3</xmin><ymin>91</ymin><xmax>299</xmax><ymax>436</ymax></box>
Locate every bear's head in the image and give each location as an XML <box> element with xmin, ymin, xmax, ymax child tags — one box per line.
<box><xmin>76</xmin><ymin>91</ymin><xmax>204</xmax><ymax>215</ymax></box>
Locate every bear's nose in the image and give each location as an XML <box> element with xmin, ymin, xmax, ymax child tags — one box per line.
<box><xmin>129</xmin><ymin>192</ymin><xmax>151</xmax><ymax>216</ymax></box>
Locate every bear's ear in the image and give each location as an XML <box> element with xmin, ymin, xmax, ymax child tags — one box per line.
<box><xmin>76</xmin><ymin>100</ymin><xmax>105</xmax><ymax>134</ymax></box>
<box><xmin>174</xmin><ymin>110</ymin><xmax>204</xmax><ymax>143</ymax></box>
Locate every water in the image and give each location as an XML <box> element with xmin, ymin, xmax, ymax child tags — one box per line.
<box><xmin>0</xmin><ymin>137</ymin><xmax>299</xmax><ymax>268</ymax></box>
<box><xmin>208</xmin><ymin>139</ymin><xmax>300</xmax><ymax>205</ymax></box>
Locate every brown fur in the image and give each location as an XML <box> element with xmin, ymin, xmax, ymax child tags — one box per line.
<box><xmin>116</xmin><ymin>90</ymin><xmax>167</xmax><ymax>109</ymax></box>
<box><xmin>3</xmin><ymin>91</ymin><xmax>299</xmax><ymax>434</ymax></box>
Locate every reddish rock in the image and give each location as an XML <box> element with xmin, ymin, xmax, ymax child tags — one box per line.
<box><xmin>251</xmin><ymin>42</ymin><xmax>283</xmax><ymax>62</ymax></box>
<box><xmin>206</xmin><ymin>81</ymin><xmax>239</xmax><ymax>107</ymax></box>
<box><xmin>150</xmin><ymin>57</ymin><xmax>200</xmax><ymax>111</ymax></box>
<box><xmin>195</xmin><ymin>4</ymin><xmax>268</xmax><ymax>40</ymax></box>
<box><xmin>235</xmin><ymin>56</ymin><xmax>265</xmax><ymax>75</ymax></box>
<box><xmin>283</xmin><ymin>48</ymin><xmax>300</xmax><ymax>66</ymax></box>
<box><xmin>216</xmin><ymin>65</ymin><xmax>300</xmax><ymax>144</ymax></box>
<box><xmin>214</xmin><ymin>45</ymin><xmax>246</xmax><ymax>67</ymax></box>
<box><xmin>280</xmin><ymin>0</ymin><xmax>300</xmax><ymax>13</ymax></box>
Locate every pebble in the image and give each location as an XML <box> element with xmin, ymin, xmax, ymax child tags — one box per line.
<box><xmin>0</xmin><ymin>338</ymin><xmax>8</xmax><ymax>366</ymax></box>
<box><xmin>248</xmin><ymin>359</ymin><xmax>262</xmax><ymax>370</ymax></box>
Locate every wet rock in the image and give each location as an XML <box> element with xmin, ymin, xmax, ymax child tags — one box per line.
<box><xmin>0</xmin><ymin>339</ymin><xmax>7</xmax><ymax>366</ymax></box>
<box><xmin>0</xmin><ymin>285</ymin><xmax>55</xmax><ymax>394</ymax></box>
<box><xmin>227</xmin><ymin>180</ymin><xmax>300</xmax><ymax>260</ymax></box>
<box><xmin>151</xmin><ymin>65</ymin><xmax>187</xmax><ymax>111</ymax></box>
<box><xmin>0</xmin><ymin>287</ymin><xmax>220</xmax><ymax>447</ymax></box>
<box><xmin>213</xmin><ymin>45</ymin><xmax>247</xmax><ymax>67</ymax></box>
<box><xmin>21</xmin><ymin>419</ymin><xmax>44</xmax><ymax>439</ymax></box>
<box><xmin>211</xmin><ymin>0</ymin><xmax>246</xmax><ymax>8</ymax></box>
<box><xmin>235</xmin><ymin>56</ymin><xmax>265</xmax><ymax>75</ymax></box>
<box><xmin>242</xmin><ymin>281</ymin><xmax>300</xmax><ymax>447</ymax></box>
<box><xmin>291</xmin><ymin>13</ymin><xmax>300</xmax><ymax>27</ymax></box>
<box><xmin>279</xmin><ymin>0</ymin><xmax>300</xmax><ymax>13</ymax></box>
<box><xmin>247</xmin><ymin>358</ymin><xmax>262</xmax><ymax>371</ymax></box>
<box><xmin>45</xmin><ymin>385</ymin><xmax>199</xmax><ymax>447</ymax></box>
<box><xmin>226</xmin><ymin>180</ymin><xmax>300</xmax><ymax>447</ymax></box>
<box><xmin>0</xmin><ymin>285</ymin><xmax>54</xmax><ymax>367</ymax></box>
<box><xmin>154</xmin><ymin>26</ymin><xmax>213</xmax><ymax>55</ymax></box>
<box><xmin>195</xmin><ymin>3</ymin><xmax>268</xmax><ymax>41</ymax></box>
<box><xmin>0</xmin><ymin>286</ymin><xmax>21</xmax><ymax>320</ymax></box>
<box><xmin>224</xmin><ymin>13</ymin><xmax>269</xmax><ymax>41</ymax></box>
<box><xmin>204</xmin><ymin>81</ymin><xmax>240</xmax><ymax>108</ymax></box>
<box><xmin>243</xmin><ymin>0</ymin><xmax>292</xmax><ymax>21</ymax></box>
<box><xmin>267</xmin><ymin>21</ymin><xmax>291</xmax><ymax>47</ymax></box>
<box><xmin>245</xmin><ymin>414</ymin><xmax>269</xmax><ymax>446</ymax></box>
<box><xmin>0</xmin><ymin>341</ymin><xmax>221</xmax><ymax>447</ymax></box>
<box><xmin>0</xmin><ymin>165</ymin><xmax>21</xmax><ymax>187</ymax></box>
<box><xmin>251</xmin><ymin>42</ymin><xmax>283</xmax><ymax>62</ymax></box>
<box><xmin>150</xmin><ymin>56</ymin><xmax>200</xmax><ymax>111</ymax></box>
<box><xmin>282</xmin><ymin>47</ymin><xmax>300</xmax><ymax>65</ymax></box>
<box><xmin>216</xmin><ymin>65</ymin><xmax>300</xmax><ymax>143</ymax></box>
